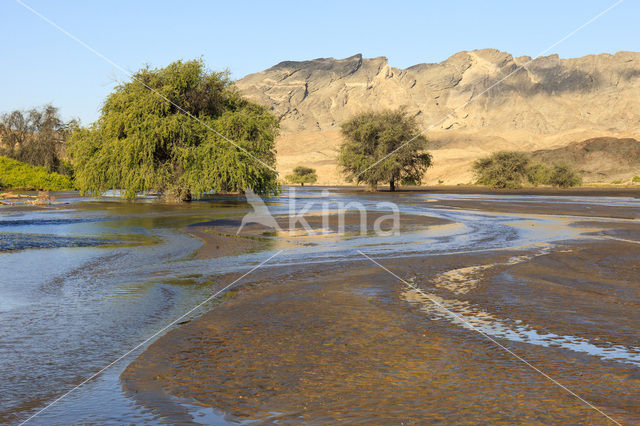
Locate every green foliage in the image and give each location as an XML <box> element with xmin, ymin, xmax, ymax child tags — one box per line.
<box><xmin>473</xmin><ymin>151</ymin><xmax>530</xmax><ymax>189</ymax></box>
<box><xmin>611</xmin><ymin>179</ymin><xmax>622</xmax><ymax>184</ymax></box>
<box><xmin>338</xmin><ymin>109</ymin><xmax>432</xmax><ymax>191</ymax></box>
<box><xmin>525</xmin><ymin>163</ymin><xmax>550</xmax><ymax>186</ymax></box>
<box><xmin>0</xmin><ymin>156</ymin><xmax>74</xmax><ymax>190</ymax></box>
<box><xmin>474</xmin><ymin>151</ymin><xmax>581</xmax><ymax>189</ymax></box>
<box><xmin>633</xmin><ymin>175</ymin><xmax>640</xmax><ymax>183</ymax></box>
<box><xmin>400</xmin><ymin>177</ymin><xmax>420</xmax><ymax>186</ymax></box>
<box><xmin>68</xmin><ymin>59</ymin><xmax>279</xmax><ymax>201</ymax></box>
<box><xmin>285</xmin><ymin>166</ymin><xmax>318</xmax><ymax>186</ymax></box>
<box><xmin>547</xmin><ymin>165</ymin><xmax>582</xmax><ymax>188</ymax></box>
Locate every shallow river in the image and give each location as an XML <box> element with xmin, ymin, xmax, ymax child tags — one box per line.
<box><xmin>1</xmin><ymin>188</ymin><xmax>639</xmax><ymax>424</ymax></box>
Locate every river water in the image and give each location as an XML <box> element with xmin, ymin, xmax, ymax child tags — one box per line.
<box><xmin>1</xmin><ymin>188</ymin><xmax>639</xmax><ymax>424</ymax></box>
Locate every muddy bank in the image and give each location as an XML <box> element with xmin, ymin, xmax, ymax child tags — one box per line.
<box><xmin>122</xmin><ymin>244</ymin><xmax>640</xmax><ymax>424</ymax></box>
<box><xmin>472</xmin><ymin>241</ymin><xmax>640</xmax><ymax>349</ymax></box>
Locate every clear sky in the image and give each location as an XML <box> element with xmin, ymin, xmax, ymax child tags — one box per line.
<box><xmin>1</xmin><ymin>0</ymin><xmax>636</xmax><ymax>124</ymax></box>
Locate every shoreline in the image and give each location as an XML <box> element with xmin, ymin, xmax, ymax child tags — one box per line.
<box><xmin>330</xmin><ymin>184</ymin><xmax>640</xmax><ymax>198</ymax></box>
<box><xmin>1</xmin><ymin>184</ymin><xmax>640</xmax><ymax>212</ymax></box>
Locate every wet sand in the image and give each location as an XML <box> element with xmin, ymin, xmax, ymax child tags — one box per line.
<box><xmin>122</xmin><ymin>197</ymin><xmax>640</xmax><ymax>424</ymax></box>
<box><xmin>186</xmin><ymin>211</ymin><xmax>450</xmax><ymax>259</ymax></box>
<box><xmin>185</xmin><ymin>226</ymin><xmax>266</xmax><ymax>259</ymax></box>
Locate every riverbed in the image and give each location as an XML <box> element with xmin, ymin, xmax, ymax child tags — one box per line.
<box><xmin>2</xmin><ymin>188</ymin><xmax>640</xmax><ymax>424</ymax></box>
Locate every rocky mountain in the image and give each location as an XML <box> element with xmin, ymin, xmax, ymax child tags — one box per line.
<box><xmin>236</xmin><ymin>49</ymin><xmax>640</xmax><ymax>184</ymax></box>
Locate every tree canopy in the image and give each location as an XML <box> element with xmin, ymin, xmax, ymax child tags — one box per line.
<box><xmin>285</xmin><ymin>166</ymin><xmax>318</xmax><ymax>186</ymax></box>
<box><xmin>338</xmin><ymin>109</ymin><xmax>432</xmax><ymax>191</ymax></box>
<box><xmin>0</xmin><ymin>104</ymin><xmax>75</xmax><ymax>175</ymax></box>
<box><xmin>473</xmin><ymin>151</ymin><xmax>530</xmax><ymax>189</ymax></box>
<box><xmin>68</xmin><ymin>59</ymin><xmax>279</xmax><ymax>201</ymax></box>
<box><xmin>473</xmin><ymin>151</ymin><xmax>581</xmax><ymax>189</ymax></box>
<box><xmin>547</xmin><ymin>164</ymin><xmax>582</xmax><ymax>188</ymax></box>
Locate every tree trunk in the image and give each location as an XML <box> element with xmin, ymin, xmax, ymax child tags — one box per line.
<box><xmin>301</xmin><ymin>182</ymin><xmax>304</xmax><ymax>186</ymax></box>
<box><xmin>165</xmin><ymin>188</ymin><xmax>192</xmax><ymax>203</ymax></box>
<box><xmin>389</xmin><ymin>180</ymin><xmax>395</xmax><ymax>192</ymax></box>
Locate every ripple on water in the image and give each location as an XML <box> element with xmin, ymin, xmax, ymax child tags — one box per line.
<box><xmin>0</xmin><ymin>232</ymin><xmax>112</xmax><ymax>252</ymax></box>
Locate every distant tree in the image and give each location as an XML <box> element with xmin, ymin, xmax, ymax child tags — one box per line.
<box><xmin>473</xmin><ymin>151</ymin><xmax>531</xmax><ymax>189</ymax></box>
<box><xmin>547</xmin><ymin>165</ymin><xmax>582</xmax><ymax>188</ymax></box>
<box><xmin>0</xmin><ymin>104</ymin><xmax>74</xmax><ymax>175</ymax></box>
<box><xmin>338</xmin><ymin>109</ymin><xmax>432</xmax><ymax>191</ymax></box>
<box><xmin>286</xmin><ymin>166</ymin><xmax>318</xmax><ymax>186</ymax></box>
<box><xmin>474</xmin><ymin>151</ymin><xmax>582</xmax><ymax>189</ymax></box>
<box><xmin>0</xmin><ymin>111</ymin><xmax>28</xmax><ymax>158</ymax></box>
<box><xmin>68</xmin><ymin>59</ymin><xmax>279</xmax><ymax>201</ymax></box>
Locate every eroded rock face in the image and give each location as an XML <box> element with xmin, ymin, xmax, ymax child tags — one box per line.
<box><xmin>237</xmin><ymin>50</ymin><xmax>640</xmax><ymax>184</ymax></box>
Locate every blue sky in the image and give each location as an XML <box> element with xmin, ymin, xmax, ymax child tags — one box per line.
<box><xmin>1</xmin><ymin>0</ymin><xmax>636</xmax><ymax>124</ymax></box>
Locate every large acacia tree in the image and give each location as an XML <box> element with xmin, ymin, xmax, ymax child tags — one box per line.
<box><xmin>338</xmin><ymin>109</ymin><xmax>432</xmax><ymax>191</ymax></box>
<box><xmin>69</xmin><ymin>59</ymin><xmax>279</xmax><ymax>201</ymax></box>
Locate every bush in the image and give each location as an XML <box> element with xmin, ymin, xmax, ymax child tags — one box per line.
<box><xmin>0</xmin><ymin>156</ymin><xmax>74</xmax><ymax>190</ymax></box>
<box><xmin>547</xmin><ymin>165</ymin><xmax>582</xmax><ymax>188</ymax></box>
<box><xmin>632</xmin><ymin>175</ymin><xmax>640</xmax><ymax>183</ymax></box>
<box><xmin>474</xmin><ymin>151</ymin><xmax>582</xmax><ymax>189</ymax></box>
<box><xmin>473</xmin><ymin>151</ymin><xmax>530</xmax><ymax>189</ymax></box>
<box><xmin>525</xmin><ymin>163</ymin><xmax>550</xmax><ymax>186</ymax></box>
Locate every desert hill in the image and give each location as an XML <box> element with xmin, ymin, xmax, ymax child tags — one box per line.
<box><xmin>236</xmin><ymin>49</ymin><xmax>640</xmax><ymax>184</ymax></box>
<box><xmin>532</xmin><ymin>137</ymin><xmax>640</xmax><ymax>183</ymax></box>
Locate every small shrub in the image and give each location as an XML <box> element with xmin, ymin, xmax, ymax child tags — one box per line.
<box><xmin>632</xmin><ymin>175</ymin><xmax>640</xmax><ymax>183</ymax></box>
<box><xmin>611</xmin><ymin>179</ymin><xmax>622</xmax><ymax>185</ymax></box>
<box><xmin>437</xmin><ymin>179</ymin><xmax>444</xmax><ymax>184</ymax></box>
<box><xmin>548</xmin><ymin>165</ymin><xmax>582</xmax><ymax>188</ymax></box>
